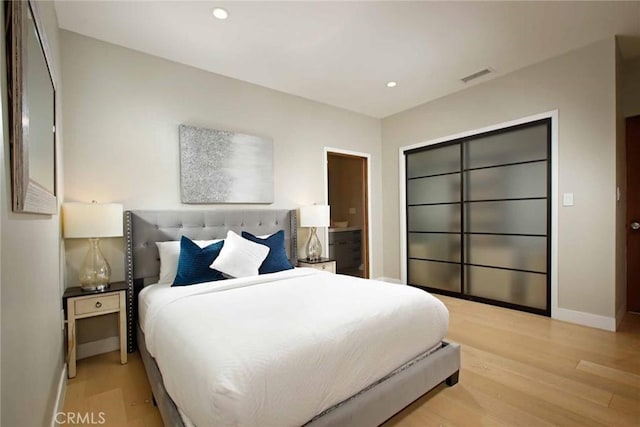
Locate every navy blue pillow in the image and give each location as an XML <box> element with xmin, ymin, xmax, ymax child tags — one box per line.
<box><xmin>173</xmin><ymin>236</ymin><xmax>225</xmax><ymax>286</ymax></box>
<box><xmin>241</xmin><ymin>230</ymin><xmax>293</xmax><ymax>274</ymax></box>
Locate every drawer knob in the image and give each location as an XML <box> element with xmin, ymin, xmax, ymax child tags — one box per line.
<box><xmin>95</xmin><ymin>301</ymin><xmax>102</xmax><ymax>308</ymax></box>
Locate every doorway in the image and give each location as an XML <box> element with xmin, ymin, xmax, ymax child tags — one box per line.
<box><xmin>325</xmin><ymin>149</ymin><xmax>370</xmax><ymax>278</ymax></box>
<box><xmin>627</xmin><ymin>115</ymin><xmax>640</xmax><ymax>312</ymax></box>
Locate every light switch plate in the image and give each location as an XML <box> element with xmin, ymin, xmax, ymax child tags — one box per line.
<box><xmin>563</xmin><ymin>193</ymin><xmax>574</xmax><ymax>206</ymax></box>
<box><xmin>349</xmin><ymin>208</ymin><xmax>356</xmax><ymax>214</ymax></box>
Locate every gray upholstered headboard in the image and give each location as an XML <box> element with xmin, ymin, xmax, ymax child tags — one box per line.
<box><xmin>123</xmin><ymin>209</ymin><xmax>297</xmax><ymax>352</ymax></box>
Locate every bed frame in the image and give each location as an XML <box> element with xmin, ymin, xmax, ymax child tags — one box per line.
<box><xmin>125</xmin><ymin>209</ymin><xmax>460</xmax><ymax>427</ymax></box>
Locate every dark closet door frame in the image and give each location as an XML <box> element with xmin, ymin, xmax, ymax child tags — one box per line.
<box><xmin>399</xmin><ymin>111</ymin><xmax>559</xmax><ymax>317</ymax></box>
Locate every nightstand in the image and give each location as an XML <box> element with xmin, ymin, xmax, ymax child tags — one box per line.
<box><xmin>297</xmin><ymin>258</ymin><xmax>337</xmax><ymax>273</ymax></box>
<box><xmin>63</xmin><ymin>281</ymin><xmax>128</xmax><ymax>378</ymax></box>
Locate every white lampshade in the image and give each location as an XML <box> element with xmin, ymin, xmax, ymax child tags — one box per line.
<box><xmin>300</xmin><ymin>205</ymin><xmax>330</xmax><ymax>228</ymax></box>
<box><xmin>63</xmin><ymin>202</ymin><xmax>123</xmax><ymax>238</ymax></box>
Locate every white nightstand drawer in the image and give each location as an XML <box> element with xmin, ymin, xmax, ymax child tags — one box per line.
<box><xmin>298</xmin><ymin>259</ymin><xmax>336</xmax><ymax>273</ymax></box>
<box><xmin>75</xmin><ymin>294</ymin><xmax>120</xmax><ymax>315</ymax></box>
<box><xmin>315</xmin><ymin>262</ymin><xmax>336</xmax><ymax>273</ymax></box>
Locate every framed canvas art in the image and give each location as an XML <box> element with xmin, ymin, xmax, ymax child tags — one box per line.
<box><xmin>179</xmin><ymin>125</ymin><xmax>274</xmax><ymax>204</ymax></box>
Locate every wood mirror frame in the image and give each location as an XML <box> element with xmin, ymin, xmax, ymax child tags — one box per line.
<box><xmin>7</xmin><ymin>0</ymin><xmax>57</xmax><ymax>214</ymax></box>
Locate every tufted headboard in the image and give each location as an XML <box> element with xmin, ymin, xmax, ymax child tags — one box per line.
<box><xmin>124</xmin><ymin>209</ymin><xmax>297</xmax><ymax>352</ymax></box>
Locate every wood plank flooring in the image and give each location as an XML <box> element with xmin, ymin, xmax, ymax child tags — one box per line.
<box><xmin>62</xmin><ymin>295</ymin><xmax>640</xmax><ymax>426</ymax></box>
<box><xmin>62</xmin><ymin>348</ymin><xmax>162</xmax><ymax>427</ymax></box>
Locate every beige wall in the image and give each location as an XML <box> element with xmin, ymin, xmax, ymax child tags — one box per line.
<box><xmin>61</xmin><ymin>31</ymin><xmax>382</xmax><ymax>343</ymax></box>
<box><xmin>382</xmin><ymin>38</ymin><xmax>617</xmax><ymax>320</ymax></box>
<box><xmin>1</xmin><ymin>2</ymin><xmax>65</xmax><ymax>426</ymax></box>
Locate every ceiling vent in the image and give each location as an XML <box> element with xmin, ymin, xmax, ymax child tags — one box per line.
<box><xmin>461</xmin><ymin>68</ymin><xmax>493</xmax><ymax>83</ymax></box>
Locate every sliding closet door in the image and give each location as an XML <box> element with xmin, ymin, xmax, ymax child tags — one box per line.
<box><xmin>406</xmin><ymin>119</ymin><xmax>550</xmax><ymax>315</ymax></box>
<box><xmin>406</xmin><ymin>144</ymin><xmax>462</xmax><ymax>292</ymax></box>
<box><xmin>463</xmin><ymin>121</ymin><xmax>549</xmax><ymax>313</ymax></box>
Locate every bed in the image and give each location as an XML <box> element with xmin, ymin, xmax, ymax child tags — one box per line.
<box><xmin>125</xmin><ymin>209</ymin><xmax>460</xmax><ymax>427</ymax></box>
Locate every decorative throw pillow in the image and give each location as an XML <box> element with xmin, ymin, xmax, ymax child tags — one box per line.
<box><xmin>156</xmin><ymin>239</ymin><xmax>222</xmax><ymax>284</ymax></box>
<box><xmin>173</xmin><ymin>236</ymin><xmax>225</xmax><ymax>286</ymax></box>
<box><xmin>242</xmin><ymin>230</ymin><xmax>293</xmax><ymax>274</ymax></box>
<box><xmin>210</xmin><ymin>230</ymin><xmax>269</xmax><ymax>278</ymax></box>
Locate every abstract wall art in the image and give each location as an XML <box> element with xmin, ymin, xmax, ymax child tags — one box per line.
<box><xmin>179</xmin><ymin>124</ymin><xmax>274</xmax><ymax>204</ymax></box>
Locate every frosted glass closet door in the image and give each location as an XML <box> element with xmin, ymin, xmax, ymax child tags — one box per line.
<box><xmin>405</xmin><ymin>119</ymin><xmax>551</xmax><ymax>315</ymax></box>
<box><xmin>406</xmin><ymin>144</ymin><xmax>461</xmax><ymax>292</ymax></box>
<box><xmin>463</xmin><ymin>122</ymin><xmax>549</xmax><ymax>312</ymax></box>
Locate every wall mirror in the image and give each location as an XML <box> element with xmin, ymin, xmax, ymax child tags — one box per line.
<box><xmin>7</xmin><ymin>0</ymin><xmax>57</xmax><ymax>214</ymax></box>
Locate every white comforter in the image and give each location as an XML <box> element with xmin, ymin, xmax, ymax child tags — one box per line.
<box><xmin>139</xmin><ymin>268</ymin><xmax>449</xmax><ymax>427</ymax></box>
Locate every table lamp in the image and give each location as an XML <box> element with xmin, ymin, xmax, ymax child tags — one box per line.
<box><xmin>300</xmin><ymin>205</ymin><xmax>330</xmax><ymax>261</ymax></box>
<box><xmin>63</xmin><ymin>201</ymin><xmax>123</xmax><ymax>291</ymax></box>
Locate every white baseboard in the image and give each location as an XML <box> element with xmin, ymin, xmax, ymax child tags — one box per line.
<box><xmin>374</xmin><ymin>276</ymin><xmax>403</xmax><ymax>284</ymax></box>
<box><xmin>77</xmin><ymin>336</ymin><xmax>120</xmax><ymax>360</ymax></box>
<box><xmin>554</xmin><ymin>307</ymin><xmax>616</xmax><ymax>331</ymax></box>
<box><xmin>50</xmin><ymin>365</ymin><xmax>67</xmax><ymax>427</ymax></box>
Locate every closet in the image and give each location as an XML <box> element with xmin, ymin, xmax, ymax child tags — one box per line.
<box><xmin>405</xmin><ymin>118</ymin><xmax>551</xmax><ymax>315</ymax></box>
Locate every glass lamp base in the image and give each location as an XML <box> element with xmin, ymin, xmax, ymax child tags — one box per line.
<box><xmin>305</xmin><ymin>227</ymin><xmax>322</xmax><ymax>261</ymax></box>
<box><xmin>79</xmin><ymin>238</ymin><xmax>112</xmax><ymax>292</ymax></box>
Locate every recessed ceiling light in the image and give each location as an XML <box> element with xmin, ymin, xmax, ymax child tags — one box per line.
<box><xmin>212</xmin><ymin>7</ymin><xmax>229</xmax><ymax>20</ymax></box>
<box><xmin>386</xmin><ymin>81</ymin><xmax>397</xmax><ymax>88</ymax></box>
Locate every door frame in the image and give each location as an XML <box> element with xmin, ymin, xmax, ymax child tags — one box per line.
<box><xmin>398</xmin><ymin>110</ymin><xmax>559</xmax><ymax>317</ymax></box>
<box><xmin>324</xmin><ymin>147</ymin><xmax>372</xmax><ymax>278</ymax></box>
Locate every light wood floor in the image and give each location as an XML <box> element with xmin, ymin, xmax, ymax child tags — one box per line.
<box><xmin>63</xmin><ymin>295</ymin><xmax>640</xmax><ymax>426</ymax></box>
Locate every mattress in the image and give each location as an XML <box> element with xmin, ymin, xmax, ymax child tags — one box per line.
<box><xmin>139</xmin><ymin>268</ymin><xmax>449</xmax><ymax>427</ymax></box>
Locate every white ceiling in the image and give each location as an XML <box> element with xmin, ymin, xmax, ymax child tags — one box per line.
<box><xmin>54</xmin><ymin>1</ymin><xmax>640</xmax><ymax>118</ymax></box>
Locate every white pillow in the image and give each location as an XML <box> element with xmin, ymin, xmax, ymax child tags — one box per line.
<box><xmin>210</xmin><ymin>230</ymin><xmax>269</xmax><ymax>278</ymax></box>
<box><xmin>156</xmin><ymin>239</ymin><xmax>222</xmax><ymax>285</ymax></box>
